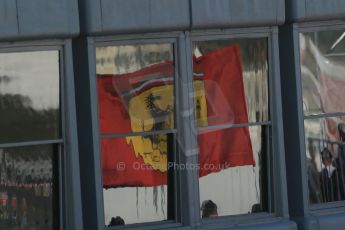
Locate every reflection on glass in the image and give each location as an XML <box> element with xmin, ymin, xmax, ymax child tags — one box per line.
<box><xmin>0</xmin><ymin>145</ymin><xmax>58</xmax><ymax>229</ymax></box>
<box><xmin>198</xmin><ymin>126</ymin><xmax>268</xmax><ymax>216</ymax></box>
<box><xmin>0</xmin><ymin>51</ymin><xmax>60</xmax><ymax>143</ymax></box>
<box><xmin>300</xmin><ymin>31</ymin><xmax>345</xmax><ymax>115</ymax></box>
<box><xmin>305</xmin><ymin>116</ymin><xmax>345</xmax><ymax>204</ymax></box>
<box><xmin>101</xmin><ymin>134</ymin><xmax>171</xmax><ymax>225</ymax></box>
<box><xmin>96</xmin><ymin>44</ymin><xmax>174</xmax><ymax>134</ymax></box>
<box><xmin>193</xmin><ymin>38</ymin><xmax>269</xmax><ymax>127</ymax></box>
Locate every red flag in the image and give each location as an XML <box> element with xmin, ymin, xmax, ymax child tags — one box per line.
<box><xmin>98</xmin><ymin>62</ymin><xmax>173</xmax><ymax>187</ymax></box>
<box><xmin>98</xmin><ymin>45</ymin><xmax>255</xmax><ymax>188</ymax></box>
<box><xmin>194</xmin><ymin>45</ymin><xmax>255</xmax><ymax>176</ymax></box>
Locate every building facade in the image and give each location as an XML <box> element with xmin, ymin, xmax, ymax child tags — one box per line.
<box><xmin>0</xmin><ymin>1</ymin><xmax>344</xmax><ymax>230</ymax></box>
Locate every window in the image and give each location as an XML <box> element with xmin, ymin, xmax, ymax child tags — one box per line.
<box><xmin>96</xmin><ymin>43</ymin><xmax>175</xmax><ymax>226</ymax></box>
<box><xmin>192</xmin><ymin>38</ymin><xmax>271</xmax><ymax>216</ymax></box>
<box><xmin>300</xmin><ymin>29</ymin><xmax>345</xmax><ymax>204</ymax></box>
<box><xmin>90</xmin><ymin>29</ymin><xmax>284</xmax><ymax>229</ymax></box>
<box><xmin>0</xmin><ymin>50</ymin><xmax>60</xmax><ymax>229</ymax></box>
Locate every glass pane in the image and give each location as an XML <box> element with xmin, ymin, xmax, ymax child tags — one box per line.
<box><xmin>300</xmin><ymin>31</ymin><xmax>345</xmax><ymax>115</ymax></box>
<box><xmin>305</xmin><ymin>116</ymin><xmax>345</xmax><ymax>204</ymax></box>
<box><xmin>0</xmin><ymin>51</ymin><xmax>60</xmax><ymax>143</ymax></box>
<box><xmin>101</xmin><ymin>133</ymin><xmax>174</xmax><ymax>225</ymax></box>
<box><xmin>198</xmin><ymin>126</ymin><xmax>269</xmax><ymax>217</ymax></box>
<box><xmin>96</xmin><ymin>44</ymin><xmax>174</xmax><ymax>134</ymax></box>
<box><xmin>193</xmin><ymin>38</ymin><xmax>269</xmax><ymax>127</ymax></box>
<box><xmin>0</xmin><ymin>145</ymin><xmax>58</xmax><ymax>229</ymax></box>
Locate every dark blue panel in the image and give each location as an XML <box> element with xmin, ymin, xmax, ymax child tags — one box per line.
<box><xmin>231</xmin><ymin>220</ymin><xmax>297</xmax><ymax>230</ymax></box>
<box><xmin>317</xmin><ymin>212</ymin><xmax>345</xmax><ymax>230</ymax></box>
<box><xmin>279</xmin><ymin>24</ymin><xmax>308</xmax><ymax>218</ymax></box>
<box><xmin>306</xmin><ymin>0</ymin><xmax>345</xmax><ymax>20</ymax></box>
<box><xmin>295</xmin><ymin>212</ymin><xmax>345</xmax><ymax>230</ymax></box>
<box><xmin>100</xmin><ymin>0</ymin><xmax>189</xmax><ymax>33</ymax></box>
<box><xmin>17</xmin><ymin>0</ymin><xmax>79</xmax><ymax>37</ymax></box>
<box><xmin>229</xmin><ymin>0</ymin><xmax>277</xmax><ymax>26</ymax></box>
<box><xmin>78</xmin><ymin>0</ymin><xmax>102</xmax><ymax>34</ymax></box>
<box><xmin>0</xmin><ymin>1</ymin><xmax>18</xmax><ymax>39</ymax></box>
<box><xmin>149</xmin><ymin>0</ymin><xmax>189</xmax><ymax>29</ymax></box>
<box><xmin>191</xmin><ymin>0</ymin><xmax>231</xmax><ymax>28</ymax></box>
<box><xmin>288</xmin><ymin>0</ymin><xmax>345</xmax><ymax>22</ymax></box>
<box><xmin>191</xmin><ymin>0</ymin><xmax>284</xmax><ymax>29</ymax></box>
<box><xmin>101</xmin><ymin>0</ymin><xmax>150</xmax><ymax>32</ymax></box>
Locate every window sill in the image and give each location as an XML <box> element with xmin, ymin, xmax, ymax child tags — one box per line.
<box><xmin>199</xmin><ymin>214</ymin><xmax>296</xmax><ymax>230</ymax></box>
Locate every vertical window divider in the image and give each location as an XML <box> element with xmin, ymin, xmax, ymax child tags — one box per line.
<box><xmin>172</xmin><ymin>39</ymin><xmax>181</xmax><ymax>223</ymax></box>
<box><xmin>88</xmin><ymin>37</ymin><xmax>107</xmax><ymax>230</ymax></box>
<box><xmin>58</xmin><ymin>143</ymin><xmax>66</xmax><ymax>230</ymax></box>
<box><xmin>73</xmin><ymin>37</ymin><xmax>106</xmax><ymax>230</ymax></box>
<box><xmin>63</xmin><ymin>40</ymin><xmax>84</xmax><ymax>229</ymax></box>
<box><xmin>294</xmin><ymin>25</ymin><xmax>312</xmax><ymax>213</ymax></box>
<box><xmin>59</xmin><ymin>45</ymin><xmax>67</xmax><ymax>230</ymax></box>
<box><xmin>279</xmin><ymin>24</ymin><xmax>311</xmax><ymax>218</ymax></box>
<box><xmin>176</xmin><ymin>31</ymin><xmax>200</xmax><ymax>228</ymax></box>
<box><xmin>269</xmin><ymin>27</ymin><xmax>290</xmax><ymax>217</ymax></box>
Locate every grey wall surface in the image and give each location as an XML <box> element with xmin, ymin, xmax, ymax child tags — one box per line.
<box><xmin>79</xmin><ymin>0</ymin><xmax>190</xmax><ymax>35</ymax></box>
<box><xmin>0</xmin><ymin>0</ymin><xmax>79</xmax><ymax>41</ymax></box>
<box><xmin>286</xmin><ymin>0</ymin><xmax>345</xmax><ymax>22</ymax></box>
<box><xmin>0</xmin><ymin>1</ymin><xmax>18</xmax><ymax>38</ymax></box>
<box><xmin>2</xmin><ymin>0</ymin><xmax>344</xmax><ymax>38</ymax></box>
<box><xmin>191</xmin><ymin>0</ymin><xmax>285</xmax><ymax>28</ymax></box>
<box><xmin>79</xmin><ymin>0</ymin><xmax>285</xmax><ymax>34</ymax></box>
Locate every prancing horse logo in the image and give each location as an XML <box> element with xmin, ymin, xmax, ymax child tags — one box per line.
<box><xmin>125</xmin><ymin>80</ymin><xmax>207</xmax><ymax>172</ymax></box>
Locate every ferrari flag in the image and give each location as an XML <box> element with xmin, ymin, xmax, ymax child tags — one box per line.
<box><xmin>98</xmin><ymin>44</ymin><xmax>255</xmax><ymax>188</ymax></box>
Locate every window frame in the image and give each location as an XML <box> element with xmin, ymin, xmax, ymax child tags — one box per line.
<box><xmin>189</xmin><ymin>27</ymin><xmax>288</xmax><ymax>227</ymax></box>
<box><xmin>91</xmin><ymin>33</ymin><xmax>190</xmax><ymax>230</ymax></box>
<box><xmin>296</xmin><ymin>21</ymin><xmax>345</xmax><ymax>212</ymax></box>
<box><xmin>75</xmin><ymin>27</ymin><xmax>289</xmax><ymax>230</ymax></box>
<box><xmin>0</xmin><ymin>39</ymin><xmax>83</xmax><ymax>230</ymax></box>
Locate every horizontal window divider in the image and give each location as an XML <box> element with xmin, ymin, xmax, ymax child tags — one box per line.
<box><xmin>0</xmin><ymin>139</ymin><xmax>64</xmax><ymax>149</ymax></box>
<box><xmin>299</xmin><ymin>20</ymin><xmax>345</xmax><ymax>32</ymax></box>
<box><xmin>201</xmin><ymin>212</ymin><xmax>277</xmax><ymax>227</ymax></box>
<box><xmin>324</xmin><ymin>53</ymin><xmax>345</xmax><ymax>57</ymax></box>
<box><xmin>191</xmin><ymin>27</ymin><xmax>272</xmax><ymax>39</ymax></box>
<box><xmin>307</xmin><ymin>137</ymin><xmax>344</xmax><ymax>146</ymax></box>
<box><xmin>0</xmin><ymin>43</ymin><xmax>63</xmax><ymax>52</ymax></box>
<box><xmin>310</xmin><ymin>201</ymin><xmax>345</xmax><ymax>212</ymax></box>
<box><xmin>100</xmin><ymin>129</ymin><xmax>177</xmax><ymax>139</ymax></box>
<box><xmin>95</xmin><ymin>32</ymin><xmax>181</xmax><ymax>44</ymax></box>
<box><xmin>197</xmin><ymin>121</ymin><xmax>271</xmax><ymax>133</ymax></box>
<box><xmin>105</xmin><ymin>220</ymin><xmax>182</xmax><ymax>230</ymax></box>
<box><xmin>304</xmin><ymin>112</ymin><xmax>345</xmax><ymax>120</ymax></box>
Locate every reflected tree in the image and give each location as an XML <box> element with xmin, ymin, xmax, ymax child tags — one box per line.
<box><xmin>0</xmin><ymin>93</ymin><xmax>59</xmax><ymax>143</ymax></box>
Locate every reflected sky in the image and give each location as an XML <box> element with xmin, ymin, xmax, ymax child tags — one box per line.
<box><xmin>0</xmin><ymin>51</ymin><xmax>59</xmax><ymax>110</ymax></box>
<box><xmin>300</xmin><ymin>31</ymin><xmax>345</xmax><ymax>115</ymax></box>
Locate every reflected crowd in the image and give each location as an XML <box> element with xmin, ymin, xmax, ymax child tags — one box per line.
<box><xmin>309</xmin><ymin>124</ymin><xmax>345</xmax><ymax>203</ymax></box>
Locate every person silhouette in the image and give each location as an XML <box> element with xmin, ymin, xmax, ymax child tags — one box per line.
<box><xmin>201</xmin><ymin>200</ymin><xmax>218</xmax><ymax>218</ymax></box>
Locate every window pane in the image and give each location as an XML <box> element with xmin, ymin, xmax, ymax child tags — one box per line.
<box><xmin>305</xmin><ymin>116</ymin><xmax>345</xmax><ymax>204</ymax></box>
<box><xmin>300</xmin><ymin>31</ymin><xmax>345</xmax><ymax>115</ymax></box>
<box><xmin>101</xmin><ymin>133</ymin><xmax>174</xmax><ymax>225</ymax></box>
<box><xmin>198</xmin><ymin>126</ymin><xmax>269</xmax><ymax>217</ymax></box>
<box><xmin>0</xmin><ymin>145</ymin><xmax>58</xmax><ymax>229</ymax></box>
<box><xmin>96</xmin><ymin>44</ymin><xmax>174</xmax><ymax>134</ymax></box>
<box><xmin>193</xmin><ymin>38</ymin><xmax>269</xmax><ymax>127</ymax></box>
<box><xmin>0</xmin><ymin>51</ymin><xmax>60</xmax><ymax>143</ymax></box>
